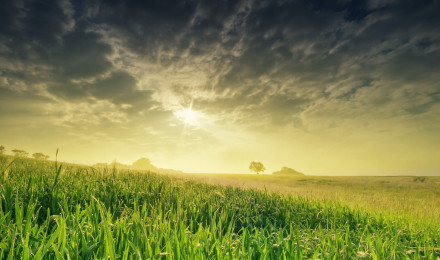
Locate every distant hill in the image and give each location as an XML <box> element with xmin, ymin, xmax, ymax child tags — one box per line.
<box><xmin>272</xmin><ymin>167</ymin><xmax>304</xmax><ymax>176</ymax></box>
<box><xmin>94</xmin><ymin>157</ymin><xmax>184</xmax><ymax>175</ymax></box>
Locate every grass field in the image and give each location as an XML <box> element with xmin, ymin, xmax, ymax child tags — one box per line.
<box><xmin>0</xmin><ymin>155</ymin><xmax>439</xmax><ymax>259</ymax></box>
<box><xmin>180</xmin><ymin>173</ymin><xmax>440</xmax><ymax>228</ymax></box>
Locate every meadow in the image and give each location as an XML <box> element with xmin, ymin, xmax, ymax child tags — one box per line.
<box><xmin>181</xmin><ymin>173</ymin><xmax>440</xmax><ymax>228</ymax></box>
<box><xmin>0</xmin><ymin>155</ymin><xmax>439</xmax><ymax>259</ymax></box>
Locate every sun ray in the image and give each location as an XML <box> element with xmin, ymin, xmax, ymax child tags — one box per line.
<box><xmin>175</xmin><ymin>101</ymin><xmax>203</xmax><ymax>128</ymax></box>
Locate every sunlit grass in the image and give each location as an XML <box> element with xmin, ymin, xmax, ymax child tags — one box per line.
<box><xmin>185</xmin><ymin>173</ymin><xmax>440</xmax><ymax>228</ymax></box>
<box><xmin>0</xmin><ymin>155</ymin><xmax>439</xmax><ymax>259</ymax></box>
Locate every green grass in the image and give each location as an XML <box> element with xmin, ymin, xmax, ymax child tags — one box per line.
<box><xmin>0</xmin><ymin>155</ymin><xmax>439</xmax><ymax>259</ymax></box>
<box><xmin>183</xmin><ymin>173</ymin><xmax>440</xmax><ymax>228</ymax></box>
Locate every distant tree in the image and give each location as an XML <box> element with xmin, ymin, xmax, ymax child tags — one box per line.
<box><xmin>0</xmin><ymin>145</ymin><xmax>4</xmax><ymax>154</ymax></box>
<box><xmin>249</xmin><ymin>161</ymin><xmax>265</xmax><ymax>174</ymax></box>
<box><xmin>32</xmin><ymin>152</ymin><xmax>50</xmax><ymax>160</ymax></box>
<box><xmin>132</xmin><ymin>157</ymin><xmax>157</xmax><ymax>171</ymax></box>
<box><xmin>12</xmin><ymin>149</ymin><xmax>28</xmax><ymax>157</ymax></box>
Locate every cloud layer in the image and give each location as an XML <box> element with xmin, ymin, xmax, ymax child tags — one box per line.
<box><xmin>1</xmin><ymin>0</ymin><xmax>439</xmax><ymax>174</ymax></box>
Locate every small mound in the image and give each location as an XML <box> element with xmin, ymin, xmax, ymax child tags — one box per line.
<box><xmin>272</xmin><ymin>166</ymin><xmax>304</xmax><ymax>175</ymax></box>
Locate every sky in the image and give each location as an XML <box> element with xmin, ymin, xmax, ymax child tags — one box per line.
<box><xmin>0</xmin><ymin>0</ymin><xmax>439</xmax><ymax>175</ymax></box>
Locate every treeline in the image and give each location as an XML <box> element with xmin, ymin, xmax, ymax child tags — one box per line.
<box><xmin>0</xmin><ymin>145</ymin><xmax>49</xmax><ymax>160</ymax></box>
<box><xmin>95</xmin><ymin>157</ymin><xmax>184</xmax><ymax>175</ymax></box>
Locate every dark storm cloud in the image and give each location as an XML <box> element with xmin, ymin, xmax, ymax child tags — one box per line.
<box><xmin>227</xmin><ymin>0</ymin><xmax>440</xmax><ymax>83</ymax></box>
<box><xmin>195</xmin><ymin>0</ymin><xmax>440</xmax><ymax>128</ymax></box>
<box><xmin>0</xmin><ymin>1</ymin><xmax>112</xmax><ymax>95</ymax></box>
<box><xmin>53</xmin><ymin>27</ymin><xmax>113</xmax><ymax>80</ymax></box>
<box><xmin>0</xmin><ymin>0</ymin><xmax>157</xmax><ymax>117</ymax></box>
<box><xmin>89</xmin><ymin>71</ymin><xmax>136</xmax><ymax>101</ymax></box>
<box><xmin>89</xmin><ymin>70</ymin><xmax>156</xmax><ymax>109</ymax></box>
<box><xmin>93</xmin><ymin>0</ymin><xmax>243</xmax><ymax>60</ymax></box>
<box><xmin>0</xmin><ymin>0</ymin><xmax>439</xmax><ymax>130</ymax></box>
<box><xmin>0</xmin><ymin>0</ymin><xmax>68</xmax><ymax>53</ymax></box>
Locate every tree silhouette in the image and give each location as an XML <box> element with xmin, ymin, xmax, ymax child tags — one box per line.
<box><xmin>249</xmin><ymin>161</ymin><xmax>265</xmax><ymax>174</ymax></box>
<box><xmin>132</xmin><ymin>158</ymin><xmax>158</xmax><ymax>171</ymax></box>
<box><xmin>32</xmin><ymin>152</ymin><xmax>50</xmax><ymax>160</ymax></box>
<box><xmin>12</xmin><ymin>149</ymin><xmax>28</xmax><ymax>157</ymax></box>
<box><xmin>0</xmin><ymin>145</ymin><xmax>4</xmax><ymax>154</ymax></box>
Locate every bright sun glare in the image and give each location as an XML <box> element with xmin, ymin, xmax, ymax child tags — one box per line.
<box><xmin>176</xmin><ymin>108</ymin><xmax>201</xmax><ymax>126</ymax></box>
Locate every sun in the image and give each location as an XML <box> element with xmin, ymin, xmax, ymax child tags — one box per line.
<box><xmin>176</xmin><ymin>108</ymin><xmax>201</xmax><ymax>126</ymax></box>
